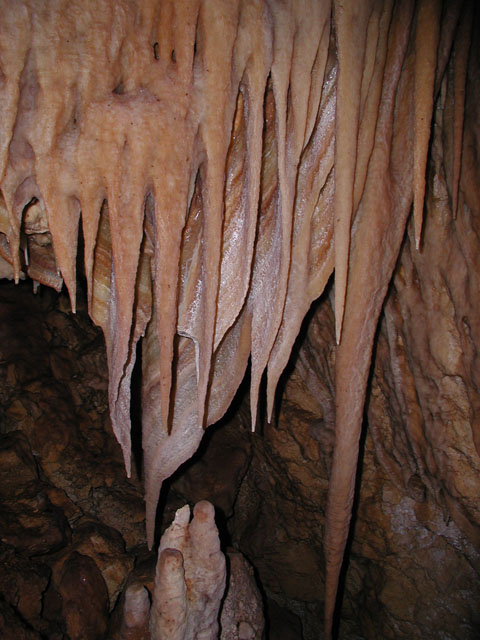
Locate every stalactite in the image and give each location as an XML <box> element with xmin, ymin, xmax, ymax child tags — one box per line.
<box><xmin>450</xmin><ymin>0</ymin><xmax>472</xmax><ymax>219</ymax></box>
<box><xmin>325</xmin><ymin>4</ymin><xmax>416</xmax><ymax>635</ymax></box>
<box><xmin>332</xmin><ymin>0</ymin><xmax>374</xmax><ymax>345</ymax></box>
<box><xmin>0</xmin><ymin>1</ymin><xmax>475</xmax><ymax>637</ymax></box>
<box><xmin>412</xmin><ymin>0</ymin><xmax>441</xmax><ymax>249</ymax></box>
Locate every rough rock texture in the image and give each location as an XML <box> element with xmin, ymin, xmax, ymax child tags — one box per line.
<box><xmin>0</xmin><ymin>281</ymin><xmax>146</xmax><ymax>550</ymax></box>
<box><xmin>220</xmin><ymin>551</ymin><xmax>264</xmax><ymax>640</ymax></box>
<box><xmin>0</xmin><ymin>430</ymin><xmax>70</xmax><ymax>555</ymax></box>
<box><xmin>58</xmin><ymin>551</ymin><xmax>109</xmax><ymax>640</ymax></box>
<box><xmin>0</xmin><ymin>542</ymin><xmax>51</xmax><ymax>636</ymax></box>
<box><xmin>0</xmin><ymin>597</ymin><xmax>43</xmax><ymax>640</ymax></box>
<box><xmin>229</xmin><ymin>298</ymin><xmax>335</xmax><ymax>639</ymax></box>
<box><xmin>0</xmin><ymin>282</ymin><xmax>148</xmax><ymax>639</ymax></box>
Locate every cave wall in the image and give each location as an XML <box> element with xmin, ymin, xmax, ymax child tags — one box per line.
<box><xmin>0</xmin><ymin>282</ymin><xmax>146</xmax><ymax>639</ymax></box>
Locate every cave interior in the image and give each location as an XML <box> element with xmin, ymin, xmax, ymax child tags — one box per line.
<box><xmin>0</xmin><ymin>1</ymin><xmax>479</xmax><ymax>639</ymax></box>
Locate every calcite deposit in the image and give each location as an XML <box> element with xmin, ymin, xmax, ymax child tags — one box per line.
<box><xmin>220</xmin><ymin>551</ymin><xmax>265</xmax><ymax>640</ymax></box>
<box><xmin>151</xmin><ymin>501</ymin><xmax>226</xmax><ymax>640</ymax></box>
<box><xmin>0</xmin><ymin>0</ymin><xmax>479</xmax><ymax>638</ymax></box>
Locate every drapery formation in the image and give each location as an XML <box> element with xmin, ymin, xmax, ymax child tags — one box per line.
<box><xmin>0</xmin><ymin>1</ymin><xmax>476</xmax><ymax>636</ymax></box>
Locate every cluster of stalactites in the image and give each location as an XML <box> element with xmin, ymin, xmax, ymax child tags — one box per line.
<box><xmin>0</xmin><ymin>0</ymin><xmax>335</xmax><ymax>539</ymax></box>
<box><xmin>0</xmin><ymin>1</ymin><xmax>473</xmax><ymax>638</ymax></box>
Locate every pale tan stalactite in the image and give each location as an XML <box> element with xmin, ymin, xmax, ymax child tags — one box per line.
<box><xmin>412</xmin><ymin>0</ymin><xmax>441</xmax><ymax>249</ymax></box>
<box><xmin>265</xmin><ymin>0</ymin><xmax>333</xmax><ymax>421</ymax></box>
<box><xmin>184</xmin><ymin>0</ymin><xmax>240</xmax><ymax>433</ymax></box>
<box><xmin>249</xmin><ymin>0</ymin><xmax>300</xmax><ymax>429</ymax></box>
<box><xmin>352</xmin><ymin>1</ymin><xmax>393</xmax><ymax>215</ymax></box>
<box><xmin>149</xmin><ymin>0</ymin><xmax>200</xmax><ymax>452</ymax></box>
<box><xmin>323</xmin><ymin>3</ymin><xmax>473</xmax><ymax>637</ymax></box>
<box><xmin>0</xmin><ymin>5</ymin><xmax>32</xmax><ymax>284</ymax></box>
<box><xmin>0</xmin><ymin>4</ymin><xmax>30</xmax><ymax>183</ymax></box>
<box><xmin>332</xmin><ymin>0</ymin><xmax>376</xmax><ymax>345</ymax></box>
<box><xmin>213</xmin><ymin>0</ymin><xmax>271</xmax><ymax>352</ymax></box>
<box><xmin>266</xmin><ymin>57</ymin><xmax>336</xmax><ymax>420</ymax></box>
<box><xmin>325</xmin><ymin>2</ymin><xmax>416</xmax><ymax>633</ymax></box>
<box><xmin>450</xmin><ymin>0</ymin><xmax>473</xmax><ymax>219</ymax></box>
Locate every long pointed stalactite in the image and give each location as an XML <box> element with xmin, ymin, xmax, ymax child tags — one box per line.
<box><xmin>0</xmin><ymin>1</ymin><xmax>477</xmax><ymax>637</ymax></box>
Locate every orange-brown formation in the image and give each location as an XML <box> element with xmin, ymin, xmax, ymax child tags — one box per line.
<box><xmin>0</xmin><ymin>1</ymin><xmax>475</xmax><ymax>637</ymax></box>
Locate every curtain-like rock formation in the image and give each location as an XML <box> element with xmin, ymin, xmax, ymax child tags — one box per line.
<box><xmin>0</xmin><ymin>1</ymin><xmax>478</xmax><ymax>637</ymax></box>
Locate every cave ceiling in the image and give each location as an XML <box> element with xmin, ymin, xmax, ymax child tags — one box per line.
<box><xmin>0</xmin><ymin>1</ymin><xmax>478</xmax><ymax>637</ymax></box>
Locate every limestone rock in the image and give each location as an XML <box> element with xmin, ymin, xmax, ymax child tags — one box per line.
<box><xmin>0</xmin><ymin>430</ymin><xmax>70</xmax><ymax>555</ymax></box>
<box><xmin>151</xmin><ymin>501</ymin><xmax>226</xmax><ymax>640</ymax></box>
<box><xmin>0</xmin><ymin>283</ymin><xmax>145</xmax><ymax>551</ymax></box>
<box><xmin>0</xmin><ymin>543</ymin><xmax>50</xmax><ymax>635</ymax></box>
<box><xmin>0</xmin><ymin>282</ymin><xmax>146</xmax><ymax>637</ymax></box>
<box><xmin>220</xmin><ymin>551</ymin><xmax>264</xmax><ymax>640</ymax></box>
<box><xmin>59</xmin><ymin>551</ymin><xmax>109</xmax><ymax>640</ymax></box>
<box><xmin>0</xmin><ymin>597</ymin><xmax>42</xmax><ymax>640</ymax></box>
<box><xmin>72</xmin><ymin>519</ymin><xmax>134</xmax><ymax>611</ymax></box>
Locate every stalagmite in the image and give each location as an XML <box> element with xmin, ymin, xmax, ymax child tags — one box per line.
<box><xmin>151</xmin><ymin>501</ymin><xmax>226</xmax><ymax>640</ymax></box>
<box><xmin>0</xmin><ymin>1</ymin><xmax>475</xmax><ymax>637</ymax></box>
<box><xmin>119</xmin><ymin>582</ymin><xmax>151</xmax><ymax>640</ymax></box>
<box><xmin>113</xmin><ymin>501</ymin><xmax>226</xmax><ymax>640</ymax></box>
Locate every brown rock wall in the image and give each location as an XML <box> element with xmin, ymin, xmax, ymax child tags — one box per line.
<box><xmin>0</xmin><ymin>282</ymin><xmax>149</xmax><ymax>639</ymax></box>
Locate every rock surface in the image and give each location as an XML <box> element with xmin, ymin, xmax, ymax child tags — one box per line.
<box><xmin>220</xmin><ymin>551</ymin><xmax>264</xmax><ymax>640</ymax></box>
<box><xmin>58</xmin><ymin>551</ymin><xmax>109</xmax><ymax>640</ymax></box>
<box><xmin>0</xmin><ymin>282</ymin><xmax>148</xmax><ymax>639</ymax></box>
